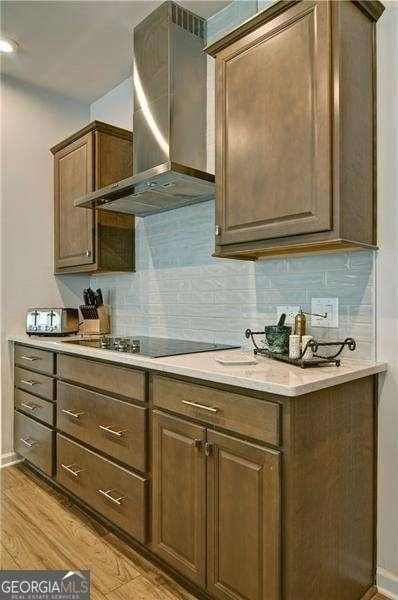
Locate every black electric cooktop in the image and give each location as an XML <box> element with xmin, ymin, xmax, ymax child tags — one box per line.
<box><xmin>67</xmin><ymin>336</ymin><xmax>239</xmax><ymax>358</ymax></box>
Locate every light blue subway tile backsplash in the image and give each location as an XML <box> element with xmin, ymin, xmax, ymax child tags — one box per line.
<box><xmin>91</xmin><ymin>201</ymin><xmax>376</xmax><ymax>360</ymax></box>
<box><xmin>90</xmin><ymin>1</ymin><xmax>376</xmax><ymax>361</ymax></box>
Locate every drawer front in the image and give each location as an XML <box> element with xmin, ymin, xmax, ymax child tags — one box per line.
<box><xmin>57</xmin><ymin>382</ymin><xmax>147</xmax><ymax>472</ymax></box>
<box><xmin>58</xmin><ymin>354</ymin><xmax>146</xmax><ymax>402</ymax></box>
<box><xmin>14</xmin><ymin>367</ymin><xmax>54</xmax><ymax>401</ymax></box>
<box><xmin>153</xmin><ymin>376</ymin><xmax>281</xmax><ymax>446</ymax></box>
<box><xmin>15</xmin><ymin>345</ymin><xmax>55</xmax><ymax>375</ymax></box>
<box><xmin>15</xmin><ymin>388</ymin><xmax>54</xmax><ymax>426</ymax></box>
<box><xmin>14</xmin><ymin>411</ymin><xmax>54</xmax><ymax>476</ymax></box>
<box><xmin>57</xmin><ymin>434</ymin><xmax>147</xmax><ymax>543</ymax></box>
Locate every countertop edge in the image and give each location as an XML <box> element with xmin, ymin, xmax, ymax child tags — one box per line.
<box><xmin>7</xmin><ymin>334</ymin><xmax>388</xmax><ymax>397</ymax></box>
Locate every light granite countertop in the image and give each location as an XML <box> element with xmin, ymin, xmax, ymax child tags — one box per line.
<box><xmin>8</xmin><ymin>334</ymin><xmax>387</xmax><ymax>397</ymax></box>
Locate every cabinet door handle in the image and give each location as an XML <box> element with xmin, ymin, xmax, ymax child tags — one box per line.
<box><xmin>98</xmin><ymin>488</ymin><xmax>125</xmax><ymax>505</ymax></box>
<box><xmin>61</xmin><ymin>408</ymin><xmax>85</xmax><ymax>419</ymax></box>
<box><xmin>181</xmin><ymin>400</ymin><xmax>218</xmax><ymax>413</ymax></box>
<box><xmin>204</xmin><ymin>442</ymin><xmax>213</xmax><ymax>457</ymax></box>
<box><xmin>20</xmin><ymin>355</ymin><xmax>40</xmax><ymax>362</ymax></box>
<box><xmin>20</xmin><ymin>437</ymin><xmax>36</xmax><ymax>448</ymax></box>
<box><xmin>61</xmin><ymin>463</ymin><xmax>84</xmax><ymax>477</ymax></box>
<box><xmin>98</xmin><ymin>425</ymin><xmax>127</xmax><ymax>437</ymax></box>
<box><xmin>194</xmin><ymin>438</ymin><xmax>202</xmax><ymax>450</ymax></box>
<box><xmin>21</xmin><ymin>401</ymin><xmax>38</xmax><ymax>412</ymax></box>
<box><xmin>20</xmin><ymin>379</ymin><xmax>39</xmax><ymax>386</ymax></box>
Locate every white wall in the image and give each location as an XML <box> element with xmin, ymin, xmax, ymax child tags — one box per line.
<box><xmin>376</xmin><ymin>3</ymin><xmax>398</xmax><ymax>597</ymax></box>
<box><xmin>90</xmin><ymin>76</ymin><xmax>132</xmax><ymax>130</ymax></box>
<box><xmin>0</xmin><ymin>75</ymin><xmax>90</xmax><ymax>463</ymax></box>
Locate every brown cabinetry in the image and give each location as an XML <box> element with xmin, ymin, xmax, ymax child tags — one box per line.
<box><xmin>57</xmin><ymin>381</ymin><xmax>147</xmax><ymax>472</ymax></box>
<box><xmin>14</xmin><ymin>411</ymin><xmax>54</xmax><ymax>476</ymax></box>
<box><xmin>51</xmin><ymin>121</ymin><xmax>134</xmax><ymax>274</ymax></box>
<box><xmin>151</xmin><ymin>410</ymin><xmax>280</xmax><ymax>599</ymax></box>
<box><xmin>14</xmin><ymin>366</ymin><xmax>54</xmax><ymax>401</ymax></box>
<box><xmin>206</xmin><ymin>0</ymin><xmax>384</xmax><ymax>259</ymax></box>
<box><xmin>13</xmin><ymin>345</ymin><xmax>57</xmax><ymax>476</ymax></box>
<box><xmin>152</xmin><ymin>375</ymin><xmax>281</xmax><ymax>446</ymax></box>
<box><xmin>14</xmin><ymin>345</ymin><xmax>55</xmax><ymax>375</ymax></box>
<box><xmin>57</xmin><ymin>434</ymin><xmax>147</xmax><ymax>543</ymax></box>
<box><xmin>12</xmin><ymin>343</ymin><xmax>378</xmax><ymax>600</ymax></box>
<box><xmin>207</xmin><ymin>430</ymin><xmax>280</xmax><ymax>600</ymax></box>
<box><xmin>152</xmin><ymin>411</ymin><xmax>207</xmax><ymax>587</ymax></box>
<box><xmin>57</xmin><ymin>353</ymin><xmax>146</xmax><ymax>402</ymax></box>
<box><xmin>15</xmin><ymin>388</ymin><xmax>54</xmax><ymax>426</ymax></box>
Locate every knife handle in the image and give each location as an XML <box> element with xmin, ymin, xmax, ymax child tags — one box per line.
<box><xmin>96</xmin><ymin>289</ymin><xmax>103</xmax><ymax>306</ymax></box>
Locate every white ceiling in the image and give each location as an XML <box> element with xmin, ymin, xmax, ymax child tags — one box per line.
<box><xmin>1</xmin><ymin>0</ymin><xmax>230</xmax><ymax>103</ymax></box>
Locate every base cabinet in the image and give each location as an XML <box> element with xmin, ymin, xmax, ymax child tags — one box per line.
<box><xmin>152</xmin><ymin>411</ymin><xmax>207</xmax><ymax>587</ymax></box>
<box><xmin>151</xmin><ymin>410</ymin><xmax>281</xmax><ymax>599</ymax></box>
<box><xmin>13</xmin><ymin>344</ymin><xmax>377</xmax><ymax>600</ymax></box>
<box><xmin>207</xmin><ymin>430</ymin><xmax>280</xmax><ymax>600</ymax></box>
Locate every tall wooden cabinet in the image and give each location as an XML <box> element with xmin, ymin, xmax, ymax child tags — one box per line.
<box><xmin>51</xmin><ymin>121</ymin><xmax>134</xmax><ymax>274</ymax></box>
<box><xmin>205</xmin><ymin>0</ymin><xmax>385</xmax><ymax>260</ymax></box>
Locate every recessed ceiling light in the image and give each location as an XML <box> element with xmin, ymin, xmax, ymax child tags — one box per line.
<box><xmin>0</xmin><ymin>38</ymin><xmax>19</xmax><ymax>53</ymax></box>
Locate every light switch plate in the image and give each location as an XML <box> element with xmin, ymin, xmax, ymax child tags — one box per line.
<box><xmin>277</xmin><ymin>306</ymin><xmax>300</xmax><ymax>326</ymax></box>
<box><xmin>311</xmin><ymin>298</ymin><xmax>339</xmax><ymax>328</ymax></box>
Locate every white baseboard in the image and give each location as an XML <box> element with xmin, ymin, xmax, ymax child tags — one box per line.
<box><xmin>0</xmin><ymin>452</ymin><xmax>22</xmax><ymax>469</ymax></box>
<box><xmin>378</xmin><ymin>567</ymin><xmax>398</xmax><ymax>599</ymax></box>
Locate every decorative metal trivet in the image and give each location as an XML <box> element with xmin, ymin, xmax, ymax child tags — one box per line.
<box><xmin>245</xmin><ymin>329</ymin><xmax>356</xmax><ymax>368</ymax></box>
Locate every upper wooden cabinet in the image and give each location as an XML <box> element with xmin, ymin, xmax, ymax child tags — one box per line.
<box><xmin>205</xmin><ymin>0</ymin><xmax>385</xmax><ymax>259</ymax></box>
<box><xmin>51</xmin><ymin>121</ymin><xmax>134</xmax><ymax>274</ymax></box>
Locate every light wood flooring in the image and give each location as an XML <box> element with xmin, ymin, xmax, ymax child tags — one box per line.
<box><xmin>0</xmin><ymin>463</ymin><xmax>392</xmax><ymax>600</ymax></box>
<box><xmin>0</xmin><ymin>463</ymin><xmax>196</xmax><ymax>599</ymax></box>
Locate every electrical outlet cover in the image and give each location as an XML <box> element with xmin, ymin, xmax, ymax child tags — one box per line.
<box><xmin>311</xmin><ymin>298</ymin><xmax>339</xmax><ymax>328</ymax></box>
<box><xmin>277</xmin><ymin>306</ymin><xmax>300</xmax><ymax>326</ymax></box>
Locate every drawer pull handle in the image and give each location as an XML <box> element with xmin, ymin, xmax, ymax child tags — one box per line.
<box><xmin>20</xmin><ymin>355</ymin><xmax>40</xmax><ymax>362</ymax></box>
<box><xmin>98</xmin><ymin>425</ymin><xmax>127</xmax><ymax>437</ymax></box>
<box><xmin>181</xmin><ymin>400</ymin><xmax>219</xmax><ymax>413</ymax></box>
<box><xmin>20</xmin><ymin>379</ymin><xmax>39</xmax><ymax>387</ymax></box>
<box><xmin>98</xmin><ymin>488</ymin><xmax>125</xmax><ymax>506</ymax></box>
<box><xmin>61</xmin><ymin>408</ymin><xmax>86</xmax><ymax>419</ymax></box>
<box><xmin>20</xmin><ymin>437</ymin><xmax>36</xmax><ymax>448</ymax></box>
<box><xmin>61</xmin><ymin>463</ymin><xmax>84</xmax><ymax>477</ymax></box>
<box><xmin>21</xmin><ymin>401</ymin><xmax>38</xmax><ymax>411</ymax></box>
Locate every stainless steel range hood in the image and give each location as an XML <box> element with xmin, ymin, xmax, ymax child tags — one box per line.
<box><xmin>75</xmin><ymin>1</ymin><xmax>215</xmax><ymax>216</ymax></box>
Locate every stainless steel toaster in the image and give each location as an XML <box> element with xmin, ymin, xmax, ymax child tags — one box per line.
<box><xmin>26</xmin><ymin>308</ymin><xmax>79</xmax><ymax>336</ymax></box>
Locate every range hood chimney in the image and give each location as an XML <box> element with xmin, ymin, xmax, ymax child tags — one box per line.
<box><xmin>75</xmin><ymin>1</ymin><xmax>215</xmax><ymax>216</ymax></box>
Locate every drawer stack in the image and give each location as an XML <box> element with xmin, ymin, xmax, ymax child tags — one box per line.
<box><xmin>13</xmin><ymin>344</ymin><xmax>149</xmax><ymax>543</ymax></box>
<box><xmin>14</xmin><ymin>345</ymin><xmax>55</xmax><ymax>476</ymax></box>
<box><xmin>56</xmin><ymin>353</ymin><xmax>148</xmax><ymax>542</ymax></box>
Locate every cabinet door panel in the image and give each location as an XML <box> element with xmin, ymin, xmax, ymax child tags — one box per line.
<box><xmin>216</xmin><ymin>1</ymin><xmax>331</xmax><ymax>245</ymax></box>
<box><xmin>54</xmin><ymin>132</ymin><xmax>94</xmax><ymax>269</ymax></box>
<box><xmin>207</xmin><ymin>431</ymin><xmax>280</xmax><ymax>600</ymax></box>
<box><xmin>152</xmin><ymin>411</ymin><xmax>206</xmax><ymax>587</ymax></box>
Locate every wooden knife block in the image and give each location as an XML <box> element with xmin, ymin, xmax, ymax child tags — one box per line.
<box><xmin>80</xmin><ymin>305</ymin><xmax>110</xmax><ymax>335</ymax></box>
